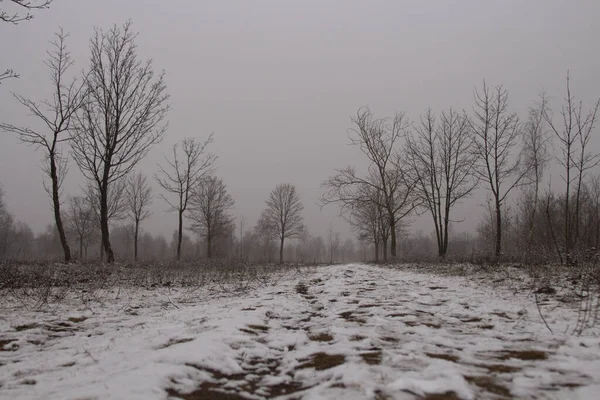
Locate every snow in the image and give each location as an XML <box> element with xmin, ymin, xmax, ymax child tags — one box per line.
<box><xmin>1</xmin><ymin>263</ymin><xmax>599</xmax><ymax>399</ymax></box>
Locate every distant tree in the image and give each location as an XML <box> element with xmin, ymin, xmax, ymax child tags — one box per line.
<box><xmin>470</xmin><ymin>81</ymin><xmax>527</xmax><ymax>258</ymax></box>
<box><xmin>520</xmin><ymin>94</ymin><xmax>551</xmax><ymax>251</ymax></box>
<box><xmin>341</xmin><ymin>238</ymin><xmax>356</xmax><ymax>263</ymax></box>
<box><xmin>237</xmin><ymin>215</ymin><xmax>246</xmax><ymax>260</ymax></box>
<box><xmin>71</xmin><ymin>21</ymin><xmax>169</xmax><ymax>263</ymax></box>
<box><xmin>322</xmin><ymin>107</ymin><xmax>418</xmax><ymax>259</ymax></box>
<box><xmin>1</xmin><ymin>29</ymin><xmax>85</xmax><ymax>262</ymax></box>
<box><xmin>67</xmin><ymin>195</ymin><xmax>95</xmax><ymax>259</ymax></box>
<box><xmin>543</xmin><ymin>73</ymin><xmax>600</xmax><ymax>260</ymax></box>
<box><xmin>125</xmin><ymin>172</ymin><xmax>152</xmax><ymax>261</ymax></box>
<box><xmin>346</xmin><ymin>185</ymin><xmax>388</xmax><ymax>262</ymax></box>
<box><xmin>0</xmin><ymin>184</ymin><xmax>14</xmax><ymax>258</ymax></box>
<box><xmin>257</xmin><ymin>183</ymin><xmax>304</xmax><ymax>264</ymax></box>
<box><xmin>188</xmin><ymin>175</ymin><xmax>235</xmax><ymax>259</ymax></box>
<box><xmin>155</xmin><ymin>136</ymin><xmax>216</xmax><ymax>261</ymax></box>
<box><xmin>405</xmin><ymin>108</ymin><xmax>478</xmax><ymax>258</ymax></box>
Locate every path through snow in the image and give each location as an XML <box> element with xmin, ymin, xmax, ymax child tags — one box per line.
<box><xmin>1</xmin><ymin>264</ymin><xmax>599</xmax><ymax>399</ymax></box>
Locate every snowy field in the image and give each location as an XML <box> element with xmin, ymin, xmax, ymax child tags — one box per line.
<box><xmin>1</xmin><ymin>263</ymin><xmax>599</xmax><ymax>400</ymax></box>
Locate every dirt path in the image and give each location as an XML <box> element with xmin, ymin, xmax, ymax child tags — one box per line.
<box><xmin>1</xmin><ymin>264</ymin><xmax>599</xmax><ymax>399</ymax></box>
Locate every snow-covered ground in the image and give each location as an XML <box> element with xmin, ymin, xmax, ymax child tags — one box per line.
<box><xmin>1</xmin><ymin>264</ymin><xmax>599</xmax><ymax>400</ymax></box>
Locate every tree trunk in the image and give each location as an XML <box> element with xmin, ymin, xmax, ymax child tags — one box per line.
<box><xmin>134</xmin><ymin>219</ymin><xmax>139</xmax><ymax>261</ymax></box>
<box><xmin>279</xmin><ymin>237</ymin><xmax>284</xmax><ymax>264</ymax></box>
<box><xmin>207</xmin><ymin>235</ymin><xmax>212</xmax><ymax>259</ymax></box>
<box><xmin>440</xmin><ymin>217</ymin><xmax>449</xmax><ymax>259</ymax></box>
<box><xmin>99</xmin><ymin>181</ymin><xmax>114</xmax><ymax>263</ymax></box>
<box><xmin>50</xmin><ymin>156</ymin><xmax>71</xmax><ymax>262</ymax></box>
<box><xmin>382</xmin><ymin>237</ymin><xmax>388</xmax><ymax>262</ymax></box>
<box><xmin>176</xmin><ymin>209</ymin><xmax>183</xmax><ymax>261</ymax></box>
<box><xmin>565</xmin><ymin>158</ymin><xmax>571</xmax><ymax>263</ymax></box>
<box><xmin>495</xmin><ymin>198</ymin><xmax>502</xmax><ymax>258</ymax></box>
<box><xmin>374</xmin><ymin>240</ymin><xmax>379</xmax><ymax>263</ymax></box>
<box><xmin>79</xmin><ymin>235</ymin><xmax>83</xmax><ymax>260</ymax></box>
<box><xmin>389</xmin><ymin>217</ymin><xmax>397</xmax><ymax>258</ymax></box>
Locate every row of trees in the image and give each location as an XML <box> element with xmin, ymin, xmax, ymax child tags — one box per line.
<box><xmin>2</xmin><ymin>179</ymin><xmax>360</xmax><ymax>263</ymax></box>
<box><xmin>322</xmin><ymin>77</ymin><xmax>599</xmax><ymax>264</ymax></box>
<box><xmin>2</xmin><ymin>10</ymin><xmax>598</xmax><ymax>265</ymax></box>
<box><xmin>1</xmin><ymin>21</ymin><xmax>311</xmax><ymax>264</ymax></box>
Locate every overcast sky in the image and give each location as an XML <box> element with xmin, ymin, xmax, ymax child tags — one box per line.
<box><xmin>1</xmin><ymin>0</ymin><xmax>599</xmax><ymax>242</ymax></box>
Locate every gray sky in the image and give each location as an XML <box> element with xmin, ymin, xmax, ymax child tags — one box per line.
<box><xmin>1</xmin><ymin>0</ymin><xmax>599</xmax><ymax>241</ymax></box>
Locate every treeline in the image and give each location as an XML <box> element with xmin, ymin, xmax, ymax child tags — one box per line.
<box><xmin>322</xmin><ymin>79</ymin><xmax>600</xmax><ymax>265</ymax></box>
<box><xmin>0</xmin><ymin>183</ymin><xmax>362</xmax><ymax>263</ymax></box>
<box><xmin>2</xmin><ymin>16</ymin><xmax>599</xmax><ymax>266</ymax></box>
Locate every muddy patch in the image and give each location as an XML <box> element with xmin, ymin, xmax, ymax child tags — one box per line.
<box><xmin>14</xmin><ymin>323</ymin><xmax>39</xmax><ymax>332</ymax></box>
<box><xmin>426</xmin><ymin>352</ymin><xmax>459</xmax><ymax>362</ymax></box>
<box><xmin>493</xmin><ymin>349</ymin><xmax>549</xmax><ymax>361</ymax></box>
<box><xmin>296</xmin><ymin>282</ymin><xmax>308</xmax><ymax>295</ymax></box>
<box><xmin>349</xmin><ymin>334</ymin><xmax>366</xmax><ymax>342</ymax></box>
<box><xmin>157</xmin><ymin>337</ymin><xmax>194</xmax><ymax>349</ymax></box>
<box><xmin>0</xmin><ymin>338</ymin><xmax>18</xmax><ymax>351</ymax></box>
<box><xmin>466</xmin><ymin>375</ymin><xmax>511</xmax><ymax>398</ymax></box>
<box><xmin>339</xmin><ymin>311</ymin><xmax>366</xmax><ymax>324</ymax></box>
<box><xmin>360</xmin><ymin>350</ymin><xmax>383</xmax><ymax>365</ymax></box>
<box><xmin>68</xmin><ymin>316</ymin><xmax>87</xmax><ymax>323</ymax></box>
<box><xmin>298</xmin><ymin>352</ymin><xmax>346</xmax><ymax>371</ymax></box>
<box><xmin>309</xmin><ymin>332</ymin><xmax>334</xmax><ymax>342</ymax></box>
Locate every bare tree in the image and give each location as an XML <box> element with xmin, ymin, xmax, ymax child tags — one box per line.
<box><xmin>0</xmin><ymin>184</ymin><xmax>14</xmax><ymax>258</ymax></box>
<box><xmin>322</xmin><ymin>107</ymin><xmax>418</xmax><ymax>258</ymax></box>
<box><xmin>406</xmin><ymin>108</ymin><xmax>478</xmax><ymax>258</ymax></box>
<box><xmin>344</xmin><ymin>184</ymin><xmax>388</xmax><ymax>262</ymax></box>
<box><xmin>188</xmin><ymin>175</ymin><xmax>235</xmax><ymax>259</ymax></box>
<box><xmin>155</xmin><ymin>136</ymin><xmax>216</xmax><ymax>261</ymax></box>
<box><xmin>237</xmin><ymin>215</ymin><xmax>246</xmax><ymax>260</ymax></box>
<box><xmin>66</xmin><ymin>195</ymin><xmax>94</xmax><ymax>259</ymax></box>
<box><xmin>126</xmin><ymin>172</ymin><xmax>152</xmax><ymax>261</ymax></box>
<box><xmin>543</xmin><ymin>74</ymin><xmax>600</xmax><ymax>260</ymax></box>
<box><xmin>0</xmin><ymin>0</ymin><xmax>51</xmax><ymax>24</ymax></box>
<box><xmin>71</xmin><ymin>21</ymin><xmax>169</xmax><ymax>263</ymax></box>
<box><xmin>521</xmin><ymin>94</ymin><xmax>551</xmax><ymax>251</ymax></box>
<box><xmin>470</xmin><ymin>81</ymin><xmax>527</xmax><ymax>257</ymax></box>
<box><xmin>1</xmin><ymin>29</ymin><xmax>85</xmax><ymax>262</ymax></box>
<box><xmin>257</xmin><ymin>183</ymin><xmax>304</xmax><ymax>264</ymax></box>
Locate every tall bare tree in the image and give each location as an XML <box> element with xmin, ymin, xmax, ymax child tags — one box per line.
<box><xmin>406</xmin><ymin>108</ymin><xmax>478</xmax><ymax>258</ymax></box>
<box><xmin>1</xmin><ymin>29</ymin><xmax>85</xmax><ymax>262</ymax></box>
<box><xmin>66</xmin><ymin>195</ymin><xmax>94</xmax><ymax>259</ymax></box>
<box><xmin>126</xmin><ymin>172</ymin><xmax>152</xmax><ymax>261</ymax></box>
<box><xmin>71</xmin><ymin>21</ymin><xmax>169</xmax><ymax>263</ymax></box>
<box><xmin>257</xmin><ymin>183</ymin><xmax>304</xmax><ymax>264</ymax></box>
<box><xmin>543</xmin><ymin>73</ymin><xmax>600</xmax><ymax>260</ymax></box>
<box><xmin>470</xmin><ymin>81</ymin><xmax>527</xmax><ymax>257</ymax></box>
<box><xmin>521</xmin><ymin>94</ymin><xmax>551</xmax><ymax>250</ymax></box>
<box><xmin>322</xmin><ymin>107</ymin><xmax>418</xmax><ymax>258</ymax></box>
<box><xmin>188</xmin><ymin>175</ymin><xmax>235</xmax><ymax>259</ymax></box>
<box><xmin>155</xmin><ymin>136</ymin><xmax>216</xmax><ymax>261</ymax></box>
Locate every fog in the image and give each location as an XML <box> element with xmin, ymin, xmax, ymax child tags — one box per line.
<box><xmin>1</xmin><ymin>0</ymin><xmax>599</xmax><ymax>243</ymax></box>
